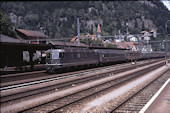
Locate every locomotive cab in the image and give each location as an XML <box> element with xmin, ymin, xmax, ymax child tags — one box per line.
<box><xmin>45</xmin><ymin>49</ymin><xmax>64</xmax><ymax>73</ymax></box>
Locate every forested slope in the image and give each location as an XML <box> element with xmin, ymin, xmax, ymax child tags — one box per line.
<box><xmin>1</xmin><ymin>1</ymin><xmax>170</xmax><ymax>38</ymax></box>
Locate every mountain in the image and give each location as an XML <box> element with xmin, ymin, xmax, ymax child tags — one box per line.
<box><xmin>1</xmin><ymin>1</ymin><xmax>170</xmax><ymax>39</ymax></box>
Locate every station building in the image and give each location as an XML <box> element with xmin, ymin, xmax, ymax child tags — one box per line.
<box><xmin>0</xmin><ymin>33</ymin><xmax>52</xmax><ymax>71</ymax></box>
<box><xmin>15</xmin><ymin>29</ymin><xmax>49</xmax><ymax>44</ymax></box>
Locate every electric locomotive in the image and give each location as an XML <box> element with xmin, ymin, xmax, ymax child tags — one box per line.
<box><xmin>45</xmin><ymin>48</ymin><xmax>98</xmax><ymax>73</ymax></box>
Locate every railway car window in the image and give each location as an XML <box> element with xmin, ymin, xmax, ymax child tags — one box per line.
<box><xmin>52</xmin><ymin>52</ymin><xmax>59</xmax><ymax>59</ymax></box>
<box><xmin>46</xmin><ymin>53</ymin><xmax>51</xmax><ymax>58</ymax></box>
<box><xmin>59</xmin><ymin>53</ymin><xmax>64</xmax><ymax>58</ymax></box>
<box><xmin>77</xmin><ymin>53</ymin><xmax>81</xmax><ymax>58</ymax></box>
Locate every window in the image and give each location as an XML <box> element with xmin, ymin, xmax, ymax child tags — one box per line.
<box><xmin>46</xmin><ymin>53</ymin><xmax>51</xmax><ymax>58</ymax></box>
<box><xmin>52</xmin><ymin>52</ymin><xmax>59</xmax><ymax>59</ymax></box>
<box><xmin>59</xmin><ymin>53</ymin><xmax>64</xmax><ymax>58</ymax></box>
<box><xmin>102</xmin><ymin>54</ymin><xmax>105</xmax><ymax>57</ymax></box>
<box><xmin>77</xmin><ymin>53</ymin><xmax>81</xmax><ymax>58</ymax></box>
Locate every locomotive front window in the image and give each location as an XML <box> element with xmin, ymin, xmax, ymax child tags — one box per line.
<box><xmin>59</xmin><ymin>53</ymin><xmax>64</xmax><ymax>58</ymax></box>
<box><xmin>52</xmin><ymin>52</ymin><xmax>59</xmax><ymax>59</ymax></box>
<box><xmin>46</xmin><ymin>53</ymin><xmax>51</xmax><ymax>58</ymax></box>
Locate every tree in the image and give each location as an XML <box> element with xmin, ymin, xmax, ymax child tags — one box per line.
<box><xmin>0</xmin><ymin>12</ymin><xmax>16</xmax><ymax>37</ymax></box>
<box><xmin>134</xmin><ymin>20</ymin><xmax>138</xmax><ymax>28</ymax></box>
<box><xmin>105</xmin><ymin>43</ymin><xmax>117</xmax><ymax>48</ymax></box>
<box><xmin>142</xmin><ymin>22</ymin><xmax>145</xmax><ymax>31</ymax></box>
<box><xmin>90</xmin><ymin>25</ymin><xmax>93</xmax><ymax>34</ymax></box>
<box><xmin>1</xmin><ymin>1</ymin><xmax>170</xmax><ymax>40</ymax></box>
<box><xmin>117</xmin><ymin>20</ymin><xmax>121</xmax><ymax>29</ymax></box>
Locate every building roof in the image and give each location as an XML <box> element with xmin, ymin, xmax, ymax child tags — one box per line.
<box><xmin>112</xmin><ymin>42</ymin><xmax>134</xmax><ymax>49</ymax></box>
<box><xmin>49</xmin><ymin>41</ymin><xmax>88</xmax><ymax>47</ymax></box>
<box><xmin>85</xmin><ymin>35</ymin><xmax>96</xmax><ymax>40</ymax></box>
<box><xmin>87</xmin><ymin>35</ymin><xmax>96</xmax><ymax>37</ymax></box>
<box><xmin>150</xmin><ymin>30</ymin><xmax>155</xmax><ymax>32</ymax></box>
<box><xmin>71</xmin><ymin>34</ymin><xmax>97</xmax><ymax>43</ymax></box>
<box><xmin>70</xmin><ymin>36</ymin><xmax>85</xmax><ymax>42</ymax></box>
<box><xmin>70</xmin><ymin>37</ymin><xmax>77</xmax><ymax>42</ymax></box>
<box><xmin>141</xmin><ymin>35</ymin><xmax>145</xmax><ymax>38</ymax></box>
<box><xmin>16</xmin><ymin>29</ymin><xmax>49</xmax><ymax>38</ymax></box>
<box><xmin>0</xmin><ymin>34</ymin><xmax>23</xmax><ymax>43</ymax></box>
<box><xmin>141</xmin><ymin>31</ymin><xmax>147</xmax><ymax>33</ymax></box>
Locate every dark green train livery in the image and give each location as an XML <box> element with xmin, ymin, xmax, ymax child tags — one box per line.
<box><xmin>45</xmin><ymin>48</ymin><xmax>166</xmax><ymax>73</ymax></box>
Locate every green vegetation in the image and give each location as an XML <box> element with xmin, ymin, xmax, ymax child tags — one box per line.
<box><xmin>80</xmin><ymin>38</ymin><xmax>104</xmax><ymax>46</ymax></box>
<box><xmin>0</xmin><ymin>12</ymin><xmax>16</xmax><ymax>37</ymax></box>
<box><xmin>105</xmin><ymin>43</ymin><xmax>117</xmax><ymax>48</ymax></box>
<box><xmin>1</xmin><ymin>1</ymin><xmax>170</xmax><ymax>39</ymax></box>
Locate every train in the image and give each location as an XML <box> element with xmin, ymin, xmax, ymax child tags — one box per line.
<box><xmin>45</xmin><ymin>47</ymin><xmax>166</xmax><ymax>73</ymax></box>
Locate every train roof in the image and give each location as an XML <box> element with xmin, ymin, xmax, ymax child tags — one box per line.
<box><xmin>53</xmin><ymin>45</ymin><xmax>129</xmax><ymax>50</ymax></box>
<box><xmin>46</xmin><ymin>49</ymin><xmax>65</xmax><ymax>53</ymax></box>
<box><xmin>89</xmin><ymin>46</ymin><xmax>128</xmax><ymax>50</ymax></box>
<box><xmin>46</xmin><ymin>48</ymin><xmax>95</xmax><ymax>53</ymax></box>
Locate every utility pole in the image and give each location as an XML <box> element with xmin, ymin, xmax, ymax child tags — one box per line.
<box><xmin>77</xmin><ymin>18</ymin><xmax>80</xmax><ymax>46</ymax></box>
<box><xmin>126</xmin><ymin>23</ymin><xmax>129</xmax><ymax>41</ymax></box>
<box><xmin>119</xmin><ymin>29</ymin><xmax>121</xmax><ymax>48</ymax></box>
<box><xmin>165</xmin><ymin>20</ymin><xmax>170</xmax><ymax>65</ymax></box>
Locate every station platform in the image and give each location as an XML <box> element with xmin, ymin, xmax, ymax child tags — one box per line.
<box><xmin>140</xmin><ymin>78</ymin><xmax>170</xmax><ymax>113</ymax></box>
<box><xmin>0</xmin><ymin>64</ymin><xmax>45</xmax><ymax>75</ymax></box>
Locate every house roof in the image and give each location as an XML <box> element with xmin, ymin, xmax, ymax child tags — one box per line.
<box><xmin>70</xmin><ymin>38</ymin><xmax>77</xmax><ymax>42</ymax></box>
<box><xmin>150</xmin><ymin>30</ymin><xmax>155</xmax><ymax>32</ymax></box>
<box><xmin>0</xmin><ymin>34</ymin><xmax>23</xmax><ymax>43</ymax></box>
<box><xmin>141</xmin><ymin>31</ymin><xmax>147</xmax><ymax>33</ymax></box>
<box><xmin>112</xmin><ymin>42</ymin><xmax>134</xmax><ymax>49</ymax></box>
<box><xmin>85</xmin><ymin>35</ymin><xmax>96</xmax><ymax>40</ymax></box>
<box><xmin>70</xmin><ymin>36</ymin><xmax>85</xmax><ymax>42</ymax></box>
<box><xmin>16</xmin><ymin>29</ymin><xmax>49</xmax><ymax>38</ymax></box>
<box><xmin>88</xmin><ymin>35</ymin><xmax>96</xmax><ymax>37</ymax></box>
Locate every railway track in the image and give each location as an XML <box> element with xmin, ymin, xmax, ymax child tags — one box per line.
<box><xmin>1</xmin><ymin>59</ymin><xmax>168</xmax><ymax>113</ymax></box>
<box><xmin>0</xmin><ymin>59</ymin><xmax>163</xmax><ymax>103</ymax></box>
<box><xmin>0</xmin><ymin>58</ymin><xmax>163</xmax><ymax>88</ymax></box>
<box><xmin>1</xmin><ymin>70</ymin><xmax>46</xmax><ymax>83</ymax></box>
<box><xmin>18</xmin><ymin>60</ymin><xmax>166</xmax><ymax>113</ymax></box>
<box><xmin>1</xmin><ymin>58</ymin><xmax>164</xmax><ymax>85</ymax></box>
<box><xmin>111</xmin><ymin>68</ymin><xmax>170</xmax><ymax>113</ymax></box>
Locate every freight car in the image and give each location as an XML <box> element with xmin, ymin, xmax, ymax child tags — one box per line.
<box><xmin>45</xmin><ymin>48</ymin><xmax>166</xmax><ymax>73</ymax></box>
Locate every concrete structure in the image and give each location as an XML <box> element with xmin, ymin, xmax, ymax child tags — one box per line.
<box><xmin>0</xmin><ymin>34</ymin><xmax>53</xmax><ymax>70</ymax></box>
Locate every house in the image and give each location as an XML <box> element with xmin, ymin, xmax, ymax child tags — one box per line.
<box><xmin>112</xmin><ymin>42</ymin><xmax>135</xmax><ymax>50</ymax></box>
<box><xmin>70</xmin><ymin>34</ymin><xmax>98</xmax><ymax>43</ymax></box>
<box><xmin>70</xmin><ymin>35</ymin><xmax>85</xmax><ymax>42</ymax></box>
<box><xmin>84</xmin><ymin>34</ymin><xmax>96</xmax><ymax>40</ymax></box>
<box><xmin>150</xmin><ymin>30</ymin><xmax>157</xmax><ymax>38</ymax></box>
<box><xmin>16</xmin><ymin>29</ymin><xmax>49</xmax><ymax>44</ymax></box>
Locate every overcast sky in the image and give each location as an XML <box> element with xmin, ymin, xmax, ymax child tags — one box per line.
<box><xmin>162</xmin><ymin>0</ymin><xmax>170</xmax><ymax>11</ymax></box>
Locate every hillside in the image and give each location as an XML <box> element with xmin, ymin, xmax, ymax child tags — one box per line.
<box><xmin>1</xmin><ymin>1</ymin><xmax>170</xmax><ymax>38</ymax></box>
